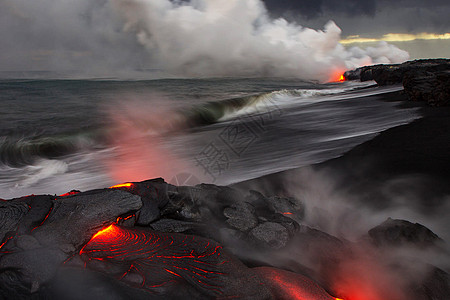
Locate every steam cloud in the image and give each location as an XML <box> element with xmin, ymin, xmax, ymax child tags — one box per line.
<box><xmin>238</xmin><ymin>167</ymin><xmax>449</xmax><ymax>300</ymax></box>
<box><xmin>1</xmin><ymin>0</ymin><xmax>410</xmax><ymax>80</ymax></box>
<box><xmin>110</xmin><ymin>0</ymin><xmax>409</xmax><ymax>81</ymax></box>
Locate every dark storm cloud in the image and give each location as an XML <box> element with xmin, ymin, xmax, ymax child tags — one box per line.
<box><xmin>0</xmin><ymin>0</ymin><xmax>448</xmax><ymax>76</ymax></box>
<box><xmin>263</xmin><ymin>0</ymin><xmax>377</xmax><ymax>18</ymax></box>
<box><xmin>263</xmin><ymin>0</ymin><xmax>448</xmax><ymax>18</ymax></box>
<box><xmin>263</xmin><ymin>0</ymin><xmax>450</xmax><ymax>35</ymax></box>
<box><xmin>0</xmin><ymin>0</ymin><xmax>149</xmax><ymax>75</ymax></box>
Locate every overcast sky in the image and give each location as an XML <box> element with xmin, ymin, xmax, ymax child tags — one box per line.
<box><xmin>263</xmin><ymin>0</ymin><xmax>450</xmax><ymax>36</ymax></box>
<box><xmin>0</xmin><ymin>0</ymin><xmax>449</xmax><ymax>77</ymax></box>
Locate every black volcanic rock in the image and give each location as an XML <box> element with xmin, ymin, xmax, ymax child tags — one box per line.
<box><xmin>32</xmin><ymin>190</ymin><xmax>142</xmax><ymax>248</ymax></box>
<box><xmin>249</xmin><ymin>222</ymin><xmax>289</xmax><ymax>249</ymax></box>
<box><xmin>149</xmin><ymin>218</ymin><xmax>203</xmax><ymax>233</ymax></box>
<box><xmin>223</xmin><ymin>202</ymin><xmax>258</xmax><ymax>232</ymax></box>
<box><xmin>17</xmin><ymin>195</ymin><xmax>54</xmax><ymax>235</ymax></box>
<box><xmin>344</xmin><ymin>59</ymin><xmax>450</xmax><ymax>106</ymax></box>
<box><xmin>344</xmin><ymin>59</ymin><xmax>450</xmax><ymax>85</ymax></box>
<box><xmin>403</xmin><ymin>70</ymin><xmax>450</xmax><ymax>107</ymax></box>
<box><xmin>368</xmin><ymin>218</ymin><xmax>444</xmax><ymax>248</ymax></box>
<box><xmin>0</xmin><ymin>179</ymin><xmax>448</xmax><ymax>299</ymax></box>
<box><xmin>111</xmin><ymin>178</ymin><xmax>170</xmax><ymax>225</ymax></box>
<box><xmin>417</xmin><ymin>267</ymin><xmax>450</xmax><ymax>300</ymax></box>
<box><xmin>0</xmin><ymin>200</ymin><xmax>29</xmax><ymax>241</ymax></box>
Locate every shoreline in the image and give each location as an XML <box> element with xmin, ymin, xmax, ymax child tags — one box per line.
<box><xmin>233</xmin><ymin>90</ymin><xmax>450</xmax><ymax>236</ymax></box>
<box><xmin>1</xmin><ymin>85</ymin><xmax>448</xmax><ymax>299</ymax></box>
<box><xmin>235</xmin><ymin>90</ymin><xmax>450</xmax><ymax>191</ymax></box>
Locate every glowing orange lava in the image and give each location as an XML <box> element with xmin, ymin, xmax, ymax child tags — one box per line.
<box><xmin>80</xmin><ymin>224</ymin><xmax>120</xmax><ymax>255</ymax></box>
<box><xmin>109</xmin><ymin>183</ymin><xmax>134</xmax><ymax>189</ymax></box>
<box><xmin>91</xmin><ymin>224</ymin><xmax>118</xmax><ymax>240</ymax></box>
<box><xmin>59</xmin><ymin>191</ymin><xmax>80</xmax><ymax>197</ymax></box>
<box><xmin>255</xmin><ymin>267</ymin><xmax>338</xmax><ymax>299</ymax></box>
<box><xmin>329</xmin><ymin>69</ymin><xmax>347</xmax><ymax>82</ymax></box>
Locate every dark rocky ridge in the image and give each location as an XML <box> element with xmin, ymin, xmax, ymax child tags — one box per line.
<box><xmin>0</xmin><ymin>179</ymin><xmax>448</xmax><ymax>299</ymax></box>
<box><xmin>344</xmin><ymin>59</ymin><xmax>450</xmax><ymax>106</ymax></box>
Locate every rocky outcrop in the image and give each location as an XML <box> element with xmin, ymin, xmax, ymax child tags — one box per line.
<box><xmin>344</xmin><ymin>59</ymin><xmax>450</xmax><ymax>106</ymax></box>
<box><xmin>403</xmin><ymin>70</ymin><xmax>450</xmax><ymax>107</ymax></box>
<box><xmin>344</xmin><ymin>59</ymin><xmax>450</xmax><ymax>84</ymax></box>
<box><xmin>367</xmin><ymin>218</ymin><xmax>444</xmax><ymax>248</ymax></box>
<box><xmin>0</xmin><ymin>179</ymin><xmax>448</xmax><ymax>299</ymax></box>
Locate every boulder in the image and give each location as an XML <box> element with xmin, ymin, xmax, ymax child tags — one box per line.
<box><xmin>249</xmin><ymin>222</ymin><xmax>290</xmax><ymax>249</ymax></box>
<box><xmin>367</xmin><ymin>218</ymin><xmax>443</xmax><ymax>248</ymax></box>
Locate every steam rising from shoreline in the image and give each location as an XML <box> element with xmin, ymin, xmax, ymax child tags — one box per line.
<box><xmin>111</xmin><ymin>0</ymin><xmax>409</xmax><ymax>81</ymax></box>
<box><xmin>1</xmin><ymin>0</ymin><xmax>410</xmax><ymax>80</ymax></box>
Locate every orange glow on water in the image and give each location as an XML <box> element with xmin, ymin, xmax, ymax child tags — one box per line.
<box><xmin>109</xmin><ymin>182</ymin><xmax>134</xmax><ymax>189</ymax></box>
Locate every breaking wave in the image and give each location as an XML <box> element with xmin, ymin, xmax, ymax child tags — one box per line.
<box><xmin>0</xmin><ymin>133</ymin><xmax>101</xmax><ymax>167</ymax></box>
<box><xmin>184</xmin><ymin>82</ymin><xmax>377</xmax><ymax>126</ymax></box>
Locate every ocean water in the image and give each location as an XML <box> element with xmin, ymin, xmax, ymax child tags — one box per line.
<box><xmin>0</xmin><ymin>78</ymin><xmax>419</xmax><ymax>199</ymax></box>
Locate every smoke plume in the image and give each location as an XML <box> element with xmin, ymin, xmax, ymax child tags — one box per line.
<box><xmin>110</xmin><ymin>0</ymin><xmax>409</xmax><ymax>81</ymax></box>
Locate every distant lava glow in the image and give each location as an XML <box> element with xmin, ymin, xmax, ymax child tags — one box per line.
<box><xmin>329</xmin><ymin>69</ymin><xmax>347</xmax><ymax>82</ymax></box>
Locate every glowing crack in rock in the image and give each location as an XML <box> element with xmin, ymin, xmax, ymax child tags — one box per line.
<box><xmin>79</xmin><ymin>224</ymin><xmax>270</xmax><ymax>298</ymax></box>
<box><xmin>79</xmin><ymin>224</ymin><xmax>342</xmax><ymax>299</ymax></box>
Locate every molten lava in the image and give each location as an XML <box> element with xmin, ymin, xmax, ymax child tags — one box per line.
<box><xmin>109</xmin><ymin>182</ymin><xmax>134</xmax><ymax>189</ymax></box>
<box><xmin>79</xmin><ymin>225</ymin><xmax>346</xmax><ymax>299</ymax></box>
<box><xmin>90</xmin><ymin>224</ymin><xmax>118</xmax><ymax>241</ymax></box>
<box><xmin>80</xmin><ymin>224</ymin><xmax>234</xmax><ymax>297</ymax></box>
<box><xmin>329</xmin><ymin>69</ymin><xmax>347</xmax><ymax>82</ymax></box>
<box><xmin>59</xmin><ymin>191</ymin><xmax>80</xmax><ymax>197</ymax></box>
<box><xmin>0</xmin><ymin>236</ymin><xmax>13</xmax><ymax>252</ymax></box>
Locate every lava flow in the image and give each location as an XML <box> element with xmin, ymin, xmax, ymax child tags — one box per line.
<box><xmin>58</xmin><ymin>191</ymin><xmax>80</xmax><ymax>197</ymax></box>
<box><xmin>78</xmin><ymin>224</ymin><xmax>345</xmax><ymax>299</ymax></box>
<box><xmin>80</xmin><ymin>224</ymin><xmax>237</xmax><ymax>297</ymax></box>
<box><xmin>109</xmin><ymin>182</ymin><xmax>134</xmax><ymax>189</ymax></box>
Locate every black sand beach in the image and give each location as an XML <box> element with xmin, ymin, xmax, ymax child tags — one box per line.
<box><xmin>236</xmin><ymin>90</ymin><xmax>450</xmax><ymax>212</ymax></box>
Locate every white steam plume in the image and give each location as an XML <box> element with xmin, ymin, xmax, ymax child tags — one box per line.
<box><xmin>111</xmin><ymin>0</ymin><xmax>410</xmax><ymax>81</ymax></box>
